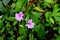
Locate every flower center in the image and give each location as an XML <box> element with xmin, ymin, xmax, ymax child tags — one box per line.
<box><xmin>18</xmin><ymin>14</ymin><xmax>21</xmax><ymax>17</ymax></box>
<box><xmin>28</xmin><ymin>23</ymin><xmax>31</xmax><ymax>25</ymax></box>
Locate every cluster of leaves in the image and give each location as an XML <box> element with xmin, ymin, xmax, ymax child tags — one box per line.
<box><xmin>0</xmin><ymin>0</ymin><xmax>60</xmax><ymax>40</ymax></box>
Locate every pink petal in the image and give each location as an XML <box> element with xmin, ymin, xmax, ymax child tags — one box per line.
<box><xmin>15</xmin><ymin>17</ymin><xmax>21</xmax><ymax>21</ymax></box>
<box><xmin>15</xmin><ymin>12</ymin><xmax>24</xmax><ymax>21</ymax></box>
<box><xmin>28</xmin><ymin>25</ymin><xmax>34</xmax><ymax>29</ymax></box>
<box><xmin>28</xmin><ymin>19</ymin><xmax>32</xmax><ymax>23</ymax></box>
<box><xmin>26</xmin><ymin>23</ymin><xmax>34</xmax><ymax>29</ymax></box>
<box><xmin>31</xmin><ymin>23</ymin><xmax>34</xmax><ymax>26</ymax></box>
<box><xmin>19</xmin><ymin>12</ymin><xmax>24</xmax><ymax>17</ymax></box>
<box><xmin>15</xmin><ymin>13</ymin><xmax>19</xmax><ymax>17</ymax></box>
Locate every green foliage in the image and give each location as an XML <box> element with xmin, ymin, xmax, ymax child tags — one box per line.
<box><xmin>31</xmin><ymin>11</ymin><xmax>41</xmax><ymax>24</ymax></box>
<box><xmin>17</xmin><ymin>36</ymin><xmax>22</xmax><ymax>40</ymax></box>
<box><xmin>0</xmin><ymin>1</ymin><xmax>3</xmax><ymax>11</ymax></box>
<box><xmin>0</xmin><ymin>0</ymin><xmax>60</xmax><ymax>40</ymax></box>
<box><xmin>37</xmin><ymin>25</ymin><xmax>45</xmax><ymax>39</ymax></box>
<box><xmin>0</xmin><ymin>36</ymin><xmax>3</xmax><ymax>40</ymax></box>
<box><xmin>53</xmin><ymin>4</ymin><xmax>60</xmax><ymax>24</ymax></box>
<box><xmin>45</xmin><ymin>0</ymin><xmax>54</xmax><ymax>3</ymax></box>
<box><xmin>15</xmin><ymin>0</ymin><xmax>27</xmax><ymax>12</ymax></box>
<box><xmin>45</xmin><ymin>12</ymin><xmax>53</xmax><ymax>24</ymax></box>
<box><xmin>0</xmin><ymin>1</ymin><xmax>7</xmax><ymax>12</ymax></box>
<box><xmin>56</xmin><ymin>36</ymin><xmax>60</xmax><ymax>40</ymax></box>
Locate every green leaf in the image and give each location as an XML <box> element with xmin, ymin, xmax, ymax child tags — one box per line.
<box><xmin>53</xmin><ymin>27</ymin><xmax>58</xmax><ymax>30</ymax></box>
<box><xmin>33</xmin><ymin>24</ymin><xmax>40</xmax><ymax>32</ymax></box>
<box><xmin>11</xmin><ymin>3</ymin><xmax>15</xmax><ymax>8</ymax></box>
<box><xmin>54</xmin><ymin>16</ymin><xmax>60</xmax><ymax>24</ymax></box>
<box><xmin>25</xmin><ymin>14</ymin><xmax>30</xmax><ymax>23</ymax></box>
<box><xmin>45</xmin><ymin>12</ymin><xmax>52</xmax><ymax>22</ymax></box>
<box><xmin>33</xmin><ymin>24</ymin><xmax>45</xmax><ymax>39</ymax></box>
<box><xmin>0</xmin><ymin>15</ymin><xmax>3</xmax><ymax>19</ymax></box>
<box><xmin>17</xmin><ymin>36</ymin><xmax>25</xmax><ymax>40</ymax></box>
<box><xmin>56</xmin><ymin>36</ymin><xmax>60</xmax><ymax>40</ymax></box>
<box><xmin>49</xmin><ymin>17</ymin><xmax>54</xmax><ymax>24</ymax></box>
<box><xmin>53</xmin><ymin>4</ymin><xmax>60</xmax><ymax>16</ymax></box>
<box><xmin>32</xmin><ymin>12</ymin><xmax>41</xmax><ymax>18</ymax></box>
<box><xmin>15</xmin><ymin>0</ymin><xmax>26</xmax><ymax>12</ymax></box>
<box><xmin>0</xmin><ymin>1</ymin><xmax>4</xmax><ymax>11</ymax></box>
<box><xmin>31</xmin><ymin>11</ymin><xmax>41</xmax><ymax>24</ymax></box>
<box><xmin>58</xmin><ymin>27</ymin><xmax>60</xmax><ymax>34</ymax></box>
<box><xmin>37</xmin><ymin>25</ymin><xmax>45</xmax><ymax>39</ymax></box>
<box><xmin>55</xmin><ymin>12</ymin><xmax>60</xmax><ymax>16</ymax></box>
<box><xmin>0</xmin><ymin>20</ymin><xmax>3</xmax><ymax>27</ymax></box>
<box><xmin>19</xmin><ymin>27</ymin><xmax>27</xmax><ymax>36</ymax></box>
<box><xmin>8</xmin><ymin>37</ymin><xmax>14</xmax><ymax>40</ymax></box>
<box><xmin>0</xmin><ymin>1</ymin><xmax>8</xmax><ymax>12</ymax></box>
<box><xmin>53</xmin><ymin>5</ymin><xmax>60</xmax><ymax>24</ymax></box>
<box><xmin>29</xmin><ymin>33</ymin><xmax>34</xmax><ymax>40</ymax></box>
<box><xmin>8</xmin><ymin>17</ymin><xmax>15</xmax><ymax>21</ymax></box>
<box><xmin>0</xmin><ymin>36</ymin><xmax>3</xmax><ymax>40</ymax></box>
<box><xmin>6</xmin><ymin>22</ymin><xmax>10</xmax><ymax>28</ymax></box>
<box><xmin>45</xmin><ymin>0</ymin><xmax>53</xmax><ymax>3</ymax></box>
<box><xmin>0</xmin><ymin>1</ymin><xmax>3</xmax><ymax>9</ymax></box>
<box><xmin>0</xmin><ymin>20</ymin><xmax>5</xmax><ymax>33</ymax></box>
<box><xmin>0</xmin><ymin>27</ymin><xmax>5</xmax><ymax>33</ymax></box>
<box><xmin>13</xmin><ymin>21</ymin><xmax>18</xmax><ymax>26</ymax></box>
<box><xmin>3</xmin><ymin>0</ymin><xmax>10</xmax><ymax>5</ymax></box>
<box><xmin>17</xmin><ymin>37</ymin><xmax>22</xmax><ymax>40</ymax></box>
<box><xmin>44</xmin><ymin>1</ymin><xmax>51</xmax><ymax>8</ymax></box>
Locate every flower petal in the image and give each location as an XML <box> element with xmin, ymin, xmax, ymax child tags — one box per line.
<box><xmin>19</xmin><ymin>12</ymin><xmax>24</xmax><ymax>17</ymax></box>
<box><xmin>15</xmin><ymin>13</ymin><xmax>19</xmax><ymax>17</ymax></box>
<box><xmin>15</xmin><ymin>12</ymin><xmax>24</xmax><ymax>21</ymax></box>
<box><xmin>28</xmin><ymin>19</ymin><xmax>32</xmax><ymax>23</ymax></box>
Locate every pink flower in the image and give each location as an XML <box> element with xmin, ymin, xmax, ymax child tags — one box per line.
<box><xmin>15</xmin><ymin>12</ymin><xmax>24</xmax><ymax>21</ymax></box>
<box><xmin>26</xmin><ymin>19</ymin><xmax>34</xmax><ymax>29</ymax></box>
